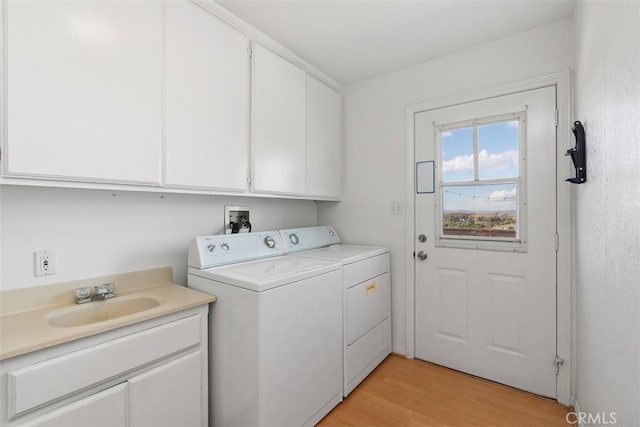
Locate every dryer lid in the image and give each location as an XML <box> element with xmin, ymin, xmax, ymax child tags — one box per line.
<box><xmin>296</xmin><ymin>245</ymin><xmax>389</xmax><ymax>264</ymax></box>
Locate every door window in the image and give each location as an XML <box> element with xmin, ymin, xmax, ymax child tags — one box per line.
<box><xmin>436</xmin><ymin>112</ymin><xmax>526</xmax><ymax>251</ymax></box>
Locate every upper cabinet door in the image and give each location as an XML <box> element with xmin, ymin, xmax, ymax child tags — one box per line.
<box><xmin>5</xmin><ymin>1</ymin><xmax>163</xmax><ymax>184</ymax></box>
<box><xmin>252</xmin><ymin>44</ymin><xmax>306</xmax><ymax>195</ymax></box>
<box><xmin>164</xmin><ymin>0</ymin><xmax>250</xmax><ymax>191</ymax></box>
<box><xmin>306</xmin><ymin>76</ymin><xmax>342</xmax><ymax>199</ymax></box>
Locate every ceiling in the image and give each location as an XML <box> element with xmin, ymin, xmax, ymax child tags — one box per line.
<box><xmin>217</xmin><ymin>0</ymin><xmax>575</xmax><ymax>86</ymax></box>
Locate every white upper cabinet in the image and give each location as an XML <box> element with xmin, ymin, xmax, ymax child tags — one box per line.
<box><xmin>164</xmin><ymin>0</ymin><xmax>250</xmax><ymax>191</ymax></box>
<box><xmin>306</xmin><ymin>75</ymin><xmax>342</xmax><ymax>198</ymax></box>
<box><xmin>5</xmin><ymin>1</ymin><xmax>163</xmax><ymax>184</ymax></box>
<box><xmin>251</xmin><ymin>43</ymin><xmax>307</xmax><ymax>195</ymax></box>
<box><xmin>2</xmin><ymin>1</ymin><xmax>341</xmax><ymax>199</ymax></box>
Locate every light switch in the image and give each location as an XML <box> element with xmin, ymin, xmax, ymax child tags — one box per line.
<box><xmin>389</xmin><ymin>201</ymin><xmax>403</xmax><ymax>215</ymax></box>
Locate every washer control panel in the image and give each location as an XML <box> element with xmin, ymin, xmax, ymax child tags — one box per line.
<box><xmin>188</xmin><ymin>231</ymin><xmax>285</xmax><ymax>269</ymax></box>
<box><xmin>278</xmin><ymin>226</ymin><xmax>341</xmax><ymax>253</ymax></box>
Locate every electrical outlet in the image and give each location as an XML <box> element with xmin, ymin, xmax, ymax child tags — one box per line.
<box><xmin>35</xmin><ymin>250</ymin><xmax>56</xmax><ymax>277</ymax></box>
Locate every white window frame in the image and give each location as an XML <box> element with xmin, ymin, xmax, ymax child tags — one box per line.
<box><xmin>434</xmin><ymin>111</ymin><xmax>528</xmax><ymax>252</ymax></box>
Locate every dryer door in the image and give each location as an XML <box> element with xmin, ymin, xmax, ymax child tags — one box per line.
<box><xmin>346</xmin><ymin>272</ymin><xmax>390</xmax><ymax>345</ymax></box>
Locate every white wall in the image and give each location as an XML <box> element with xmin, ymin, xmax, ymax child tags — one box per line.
<box><xmin>318</xmin><ymin>18</ymin><xmax>575</xmax><ymax>354</ymax></box>
<box><xmin>573</xmin><ymin>1</ymin><xmax>640</xmax><ymax>423</ymax></box>
<box><xmin>0</xmin><ymin>186</ymin><xmax>317</xmax><ymax>290</ymax></box>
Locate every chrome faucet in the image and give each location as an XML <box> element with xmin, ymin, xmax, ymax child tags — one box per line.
<box><xmin>75</xmin><ymin>283</ymin><xmax>116</xmax><ymax>304</ymax></box>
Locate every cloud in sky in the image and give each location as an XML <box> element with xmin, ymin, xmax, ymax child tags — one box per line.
<box><xmin>444</xmin><ymin>186</ymin><xmax>517</xmax><ymax>212</ymax></box>
<box><xmin>443</xmin><ymin>153</ymin><xmax>473</xmax><ymax>173</ymax></box>
<box><xmin>444</xmin><ymin>193</ymin><xmax>516</xmax><ymax>212</ymax></box>
<box><xmin>443</xmin><ymin>149</ymin><xmax>518</xmax><ymax>174</ymax></box>
<box><xmin>488</xmin><ymin>186</ymin><xmax>516</xmax><ymax>200</ymax></box>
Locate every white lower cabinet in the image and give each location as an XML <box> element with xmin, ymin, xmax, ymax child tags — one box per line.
<box><xmin>19</xmin><ymin>383</ymin><xmax>127</xmax><ymax>427</ymax></box>
<box><xmin>20</xmin><ymin>352</ymin><xmax>203</xmax><ymax>427</ymax></box>
<box><xmin>129</xmin><ymin>351</ymin><xmax>203</xmax><ymax>427</ymax></box>
<box><xmin>1</xmin><ymin>307</ymin><xmax>208</xmax><ymax>427</ymax></box>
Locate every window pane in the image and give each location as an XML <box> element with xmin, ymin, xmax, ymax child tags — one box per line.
<box><xmin>441</xmin><ymin>127</ymin><xmax>474</xmax><ymax>182</ymax></box>
<box><xmin>478</xmin><ymin>120</ymin><xmax>519</xmax><ymax>180</ymax></box>
<box><xmin>442</xmin><ymin>183</ymin><xmax>517</xmax><ymax>238</ymax></box>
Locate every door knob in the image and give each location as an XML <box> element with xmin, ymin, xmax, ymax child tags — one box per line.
<box><xmin>418</xmin><ymin>234</ymin><xmax>427</xmax><ymax>243</ymax></box>
<box><xmin>417</xmin><ymin>251</ymin><xmax>428</xmax><ymax>261</ymax></box>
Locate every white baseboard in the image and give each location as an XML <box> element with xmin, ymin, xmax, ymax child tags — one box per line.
<box><xmin>392</xmin><ymin>345</ymin><xmax>407</xmax><ymax>357</ymax></box>
<box><xmin>572</xmin><ymin>396</ymin><xmax>584</xmax><ymax>427</ymax></box>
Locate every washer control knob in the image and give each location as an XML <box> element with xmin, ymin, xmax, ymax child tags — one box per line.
<box><xmin>289</xmin><ymin>233</ymin><xmax>299</xmax><ymax>245</ymax></box>
<box><xmin>264</xmin><ymin>236</ymin><xmax>276</xmax><ymax>248</ymax></box>
<box><xmin>207</xmin><ymin>244</ymin><xmax>216</xmax><ymax>252</ymax></box>
<box><xmin>221</xmin><ymin>243</ymin><xmax>230</xmax><ymax>251</ymax></box>
<box><xmin>329</xmin><ymin>230</ymin><xmax>335</xmax><ymax>237</ymax></box>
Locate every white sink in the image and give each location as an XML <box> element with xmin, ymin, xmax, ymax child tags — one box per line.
<box><xmin>48</xmin><ymin>296</ymin><xmax>160</xmax><ymax>328</ymax></box>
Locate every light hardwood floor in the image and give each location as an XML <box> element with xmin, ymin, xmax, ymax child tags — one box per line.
<box><xmin>319</xmin><ymin>355</ymin><xmax>571</xmax><ymax>426</ymax></box>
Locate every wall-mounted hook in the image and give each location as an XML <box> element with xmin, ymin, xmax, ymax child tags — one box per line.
<box><xmin>566</xmin><ymin>121</ymin><xmax>586</xmax><ymax>184</ymax></box>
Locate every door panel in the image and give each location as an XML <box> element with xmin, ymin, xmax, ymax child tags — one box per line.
<box><xmin>436</xmin><ymin>268</ymin><xmax>468</xmax><ymax>341</ymax></box>
<box><xmin>414</xmin><ymin>86</ymin><xmax>557</xmax><ymax>398</ymax></box>
<box><xmin>488</xmin><ymin>273</ymin><xmax>524</xmax><ymax>354</ymax></box>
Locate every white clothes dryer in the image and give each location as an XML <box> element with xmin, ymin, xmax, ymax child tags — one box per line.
<box><xmin>278</xmin><ymin>226</ymin><xmax>391</xmax><ymax>396</ymax></box>
<box><xmin>187</xmin><ymin>231</ymin><xmax>343</xmax><ymax>427</ymax></box>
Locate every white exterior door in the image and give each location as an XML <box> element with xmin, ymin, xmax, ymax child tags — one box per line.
<box><xmin>414</xmin><ymin>86</ymin><xmax>557</xmax><ymax>397</ymax></box>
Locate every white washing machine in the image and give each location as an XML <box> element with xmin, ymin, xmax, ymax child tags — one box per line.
<box><xmin>278</xmin><ymin>226</ymin><xmax>391</xmax><ymax>396</ymax></box>
<box><xmin>187</xmin><ymin>231</ymin><xmax>343</xmax><ymax>427</ymax></box>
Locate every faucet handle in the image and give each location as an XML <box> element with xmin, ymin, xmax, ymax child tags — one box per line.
<box><xmin>75</xmin><ymin>287</ymin><xmax>92</xmax><ymax>304</ymax></box>
<box><xmin>97</xmin><ymin>282</ymin><xmax>115</xmax><ymax>293</ymax></box>
<box><xmin>95</xmin><ymin>282</ymin><xmax>116</xmax><ymax>298</ymax></box>
<box><xmin>76</xmin><ymin>287</ymin><xmax>91</xmax><ymax>299</ymax></box>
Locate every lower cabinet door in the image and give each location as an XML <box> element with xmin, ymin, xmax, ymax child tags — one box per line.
<box><xmin>129</xmin><ymin>351</ymin><xmax>203</xmax><ymax>427</ymax></box>
<box><xmin>20</xmin><ymin>383</ymin><xmax>127</xmax><ymax>427</ymax></box>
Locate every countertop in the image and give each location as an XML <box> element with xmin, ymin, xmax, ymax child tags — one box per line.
<box><xmin>0</xmin><ymin>267</ymin><xmax>215</xmax><ymax>360</ymax></box>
